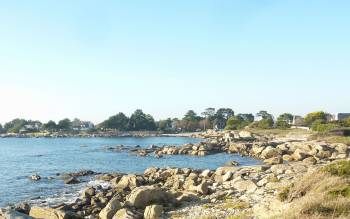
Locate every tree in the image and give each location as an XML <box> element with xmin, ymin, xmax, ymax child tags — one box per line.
<box><xmin>42</xmin><ymin>120</ymin><xmax>58</xmax><ymax>131</ymax></box>
<box><xmin>4</xmin><ymin>119</ymin><xmax>28</xmax><ymax>133</ymax></box>
<box><xmin>129</xmin><ymin>109</ymin><xmax>156</xmax><ymax>131</ymax></box>
<box><xmin>183</xmin><ymin>110</ymin><xmax>201</xmax><ymax>122</ymax></box>
<box><xmin>276</xmin><ymin>113</ymin><xmax>293</xmax><ymax>129</ymax></box>
<box><xmin>225</xmin><ymin>114</ymin><xmax>254</xmax><ymax>130</ymax></box>
<box><xmin>100</xmin><ymin>112</ymin><xmax>129</xmax><ymax>130</ymax></box>
<box><xmin>58</xmin><ymin>118</ymin><xmax>72</xmax><ymax>131</ymax></box>
<box><xmin>0</xmin><ymin>124</ymin><xmax>3</xmax><ymax>133</ymax></box>
<box><xmin>304</xmin><ymin>111</ymin><xmax>327</xmax><ymax>126</ymax></box>
<box><xmin>158</xmin><ymin>118</ymin><xmax>172</xmax><ymax>131</ymax></box>
<box><xmin>214</xmin><ymin>108</ymin><xmax>234</xmax><ymax>129</ymax></box>
<box><xmin>256</xmin><ymin>110</ymin><xmax>273</xmax><ymax>120</ymax></box>
<box><xmin>201</xmin><ymin>108</ymin><xmax>216</xmax><ymax>130</ymax></box>
<box><xmin>345</xmin><ymin>117</ymin><xmax>350</xmax><ymax>127</ymax></box>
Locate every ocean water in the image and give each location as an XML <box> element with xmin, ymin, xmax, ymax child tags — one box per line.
<box><xmin>0</xmin><ymin>137</ymin><xmax>261</xmax><ymax>207</ymax></box>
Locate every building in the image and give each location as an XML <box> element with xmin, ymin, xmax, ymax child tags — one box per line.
<box><xmin>292</xmin><ymin>115</ymin><xmax>305</xmax><ymax>126</ymax></box>
<box><xmin>72</xmin><ymin>120</ymin><xmax>95</xmax><ymax>131</ymax></box>
<box><xmin>336</xmin><ymin>113</ymin><xmax>350</xmax><ymax>121</ymax></box>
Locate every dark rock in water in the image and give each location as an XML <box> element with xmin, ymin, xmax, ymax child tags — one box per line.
<box><xmin>29</xmin><ymin>174</ymin><xmax>41</xmax><ymax>181</ymax></box>
<box><xmin>224</xmin><ymin>160</ymin><xmax>240</xmax><ymax>166</ymax></box>
<box><xmin>64</xmin><ymin>177</ymin><xmax>80</xmax><ymax>184</ymax></box>
<box><xmin>60</xmin><ymin>170</ymin><xmax>96</xmax><ymax>180</ymax></box>
<box><xmin>15</xmin><ymin>202</ymin><xmax>31</xmax><ymax>215</ymax></box>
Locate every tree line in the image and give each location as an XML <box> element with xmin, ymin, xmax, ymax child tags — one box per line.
<box><xmin>0</xmin><ymin>109</ymin><xmax>349</xmax><ymax>134</ymax></box>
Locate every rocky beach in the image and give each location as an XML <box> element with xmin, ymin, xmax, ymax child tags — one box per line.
<box><xmin>1</xmin><ymin>129</ymin><xmax>350</xmax><ymax>219</ymax></box>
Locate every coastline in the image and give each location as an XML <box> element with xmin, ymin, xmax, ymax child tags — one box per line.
<box><xmin>2</xmin><ymin>129</ymin><xmax>350</xmax><ymax>219</ymax></box>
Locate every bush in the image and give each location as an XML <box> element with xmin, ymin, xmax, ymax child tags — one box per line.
<box><xmin>322</xmin><ymin>160</ymin><xmax>350</xmax><ymax>177</ymax></box>
<box><xmin>310</xmin><ymin>119</ymin><xmax>339</xmax><ymax>132</ymax></box>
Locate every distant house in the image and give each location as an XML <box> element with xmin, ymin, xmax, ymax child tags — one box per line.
<box><xmin>72</xmin><ymin>120</ymin><xmax>95</xmax><ymax>131</ymax></box>
<box><xmin>292</xmin><ymin>115</ymin><xmax>305</xmax><ymax>126</ymax></box>
<box><xmin>19</xmin><ymin>122</ymin><xmax>42</xmax><ymax>133</ymax></box>
<box><xmin>336</xmin><ymin>113</ymin><xmax>350</xmax><ymax>121</ymax></box>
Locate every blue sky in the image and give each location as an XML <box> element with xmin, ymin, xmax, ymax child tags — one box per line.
<box><xmin>0</xmin><ymin>0</ymin><xmax>349</xmax><ymax>123</ymax></box>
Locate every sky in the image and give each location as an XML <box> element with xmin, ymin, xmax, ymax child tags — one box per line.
<box><xmin>0</xmin><ymin>0</ymin><xmax>349</xmax><ymax>124</ymax></box>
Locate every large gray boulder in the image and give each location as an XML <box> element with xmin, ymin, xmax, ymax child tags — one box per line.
<box><xmin>126</xmin><ymin>186</ymin><xmax>174</xmax><ymax>209</ymax></box>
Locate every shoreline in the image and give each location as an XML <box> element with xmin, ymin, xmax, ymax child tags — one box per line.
<box><xmin>1</xmin><ymin>130</ymin><xmax>350</xmax><ymax>219</ymax></box>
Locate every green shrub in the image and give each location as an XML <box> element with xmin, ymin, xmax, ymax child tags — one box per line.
<box><xmin>311</xmin><ymin>120</ymin><xmax>338</xmax><ymax>132</ymax></box>
<box><xmin>322</xmin><ymin>160</ymin><xmax>350</xmax><ymax>177</ymax></box>
<box><xmin>328</xmin><ymin>185</ymin><xmax>350</xmax><ymax>198</ymax></box>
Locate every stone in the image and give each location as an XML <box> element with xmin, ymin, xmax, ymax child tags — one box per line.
<box><xmin>238</xmin><ymin>131</ymin><xmax>253</xmax><ymax>139</ymax></box>
<box><xmin>99</xmin><ymin>197</ymin><xmax>122</xmax><ymax>219</ymax></box>
<box><xmin>224</xmin><ymin>161</ymin><xmax>239</xmax><ymax>166</ymax></box>
<box><xmin>15</xmin><ymin>202</ymin><xmax>31</xmax><ymax>215</ymax></box>
<box><xmin>233</xmin><ymin>179</ymin><xmax>257</xmax><ymax>193</ymax></box>
<box><xmin>29</xmin><ymin>207</ymin><xmax>80</xmax><ymax>219</ymax></box>
<box><xmin>200</xmin><ymin>169</ymin><xmax>212</xmax><ymax>177</ymax></box>
<box><xmin>264</xmin><ymin>156</ymin><xmax>283</xmax><ymax>165</ymax></box>
<box><xmin>291</xmin><ymin>149</ymin><xmax>307</xmax><ymax>161</ymax></box>
<box><xmin>112</xmin><ymin>208</ymin><xmax>142</xmax><ymax>219</ymax></box>
<box><xmin>116</xmin><ymin>175</ymin><xmax>142</xmax><ymax>190</ymax></box>
<box><xmin>82</xmin><ymin>187</ymin><xmax>95</xmax><ymax>198</ymax></box>
<box><xmin>30</xmin><ymin>174</ymin><xmax>41</xmax><ymax>181</ymax></box>
<box><xmin>189</xmin><ymin>182</ymin><xmax>209</xmax><ymax>195</ymax></box>
<box><xmin>302</xmin><ymin>156</ymin><xmax>317</xmax><ymax>165</ymax></box>
<box><xmin>144</xmin><ymin>205</ymin><xmax>163</xmax><ymax>219</ymax></box>
<box><xmin>260</xmin><ymin>146</ymin><xmax>281</xmax><ymax>159</ymax></box>
<box><xmin>222</xmin><ymin>171</ymin><xmax>233</xmax><ymax>182</ymax></box>
<box><xmin>126</xmin><ymin>186</ymin><xmax>174</xmax><ymax>209</ymax></box>
<box><xmin>64</xmin><ymin>177</ymin><xmax>80</xmax><ymax>184</ymax></box>
<box><xmin>0</xmin><ymin>209</ymin><xmax>34</xmax><ymax>219</ymax></box>
<box><xmin>282</xmin><ymin>154</ymin><xmax>293</xmax><ymax>161</ymax></box>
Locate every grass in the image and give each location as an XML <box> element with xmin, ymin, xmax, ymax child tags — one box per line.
<box><xmin>273</xmin><ymin>161</ymin><xmax>350</xmax><ymax>218</ymax></box>
<box><xmin>328</xmin><ymin>185</ymin><xmax>350</xmax><ymax>198</ymax></box>
<box><xmin>277</xmin><ymin>186</ymin><xmax>291</xmax><ymax>201</ymax></box>
<box><xmin>220</xmin><ymin>199</ymin><xmax>250</xmax><ymax>210</ymax></box>
<box><xmin>322</xmin><ymin>160</ymin><xmax>350</xmax><ymax>177</ymax></box>
<box><xmin>309</xmin><ymin>135</ymin><xmax>350</xmax><ymax>145</ymax></box>
<box><xmin>247</xmin><ymin>128</ymin><xmax>311</xmax><ymax>137</ymax></box>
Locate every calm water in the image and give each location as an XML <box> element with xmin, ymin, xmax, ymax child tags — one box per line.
<box><xmin>0</xmin><ymin>137</ymin><xmax>261</xmax><ymax>207</ymax></box>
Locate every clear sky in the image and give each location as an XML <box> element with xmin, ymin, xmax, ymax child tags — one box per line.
<box><xmin>0</xmin><ymin>0</ymin><xmax>349</xmax><ymax>124</ymax></box>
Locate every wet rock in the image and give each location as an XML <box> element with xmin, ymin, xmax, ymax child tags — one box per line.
<box><xmin>15</xmin><ymin>202</ymin><xmax>31</xmax><ymax>215</ymax></box>
<box><xmin>0</xmin><ymin>209</ymin><xmax>34</xmax><ymax>219</ymax></box>
<box><xmin>82</xmin><ymin>187</ymin><xmax>95</xmax><ymax>199</ymax></box>
<box><xmin>64</xmin><ymin>177</ymin><xmax>80</xmax><ymax>184</ymax></box>
<box><xmin>224</xmin><ymin>160</ymin><xmax>239</xmax><ymax>166</ymax></box>
<box><xmin>144</xmin><ymin>205</ymin><xmax>163</xmax><ymax>219</ymax></box>
<box><xmin>30</xmin><ymin>174</ymin><xmax>41</xmax><ymax>181</ymax></box>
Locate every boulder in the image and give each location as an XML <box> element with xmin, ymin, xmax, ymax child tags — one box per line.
<box><xmin>30</xmin><ymin>174</ymin><xmax>41</xmax><ymax>181</ymax></box>
<box><xmin>15</xmin><ymin>202</ymin><xmax>31</xmax><ymax>215</ymax></box>
<box><xmin>82</xmin><ymin>187</ymin><xmax>95</xmax><ymax>199</ymax></box>
<box><xmin>224</xmin><ymin>161</ymin><xmax>239</xmax><ymax>166</ymax></box>
<box><xmin>144</xmin><ymin>205</ymin><xmax>163</xmax><ymax>219</ymax></box>
<box><xmin>99</xmin><ymin>197</ymin><xmax>122</xmax><ymax>219</ymax></box>
<box><xmin>302</xmin><ymin>156</ymin><xmax>317</xmax><ymax>165</ymax></box>
<box><xmin>116</xmin><ymin>175</ymin><xmax>142</xmax><ymax>190</ymax></box>
<box><xmin>189</xmin><ymin>182</ymin><xmax>209</xmax><ymax>195</ymax></box>
<box><xmin>29</xmin><ymin>207</ymin><xmax>81</xmax><ymax>219</ymax></box>
<box><xmin>64</xmin><ymin>177</ymin><xmax>80</xmax><ymax>184</ymax></box>
<box><xmin>264</xmin><ymin>156</ymin><xmax>283</xmax><ymax>165</ymax></box>
<box><xmin>112</xmin><ymin>208</ymin><xmax>142</xmax><ymax>219</ymax></box>
<box><xmin>282</xmin><ymin>154</ymin><xmax>293</xmax><ymax>161</ymax></box>
<box><xmin>126</xmin><ymin>186</ymin><xmax>174</xmax><ymax>209</ymax></box>
<box><xmin>291</xmin><ymin>149</ymin><xmax>307</xmax><ymax>161</ymax></box>
<box><xmin>222</xmin><ymin>171</ymin><xmax>233</xmax><ymax>182</ymax></box>
<box><xmin>260</xmin><ymin>146</ymin><xmax>281</xmax><ymax>159</ymax></box>
<box><xmin>233</xmin><ymin>179</ymin><xmax>257</xmax><ymax>193</ymax></box>
<box><xmin>200</xmin><ymin>169</ymin><xmax>212</xmax><ymax>178</ymax></box>
<box><xmin>0</xmin><ymin>209</ymin><xmax>34</xmax><ymax>219</ymax></box>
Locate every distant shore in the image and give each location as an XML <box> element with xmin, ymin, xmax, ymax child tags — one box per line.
<box><xmin>0</xmin><ymin>131</ymin><xmax>202</xmax><ymax>138</ymax></box>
